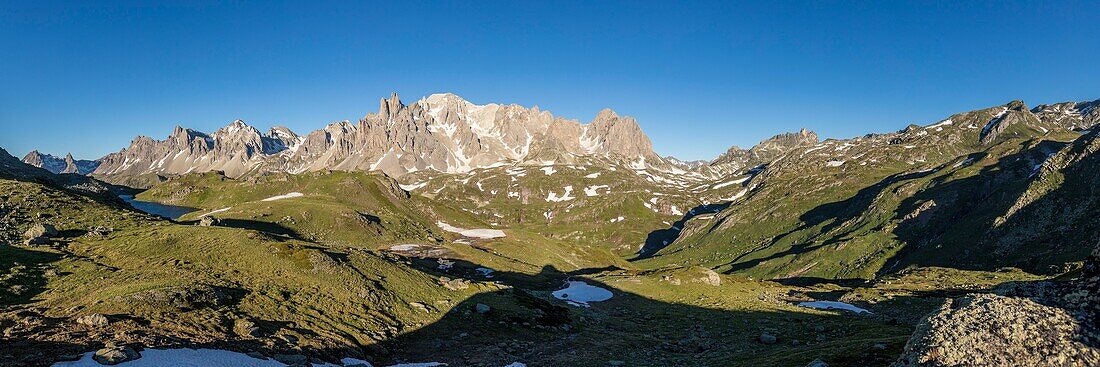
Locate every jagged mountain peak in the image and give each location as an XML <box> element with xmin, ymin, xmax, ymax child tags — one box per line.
<box><xmin>214</xmin><ymin>119</ymin><xmax>260</xmax><ymax>136</ymax></box>
<box><xmin>422</xmin><ymin>92</ymin><xmax>468</xmax><ymax>105</ymax></box>
<box><xmin>21</xmin><ymin>150</ymin><xmax>65</xmax><ymax>174</ymax></box>
<box><xmin>1005</xmin><ymin>99</ymin><xmax>1029</xmax><ymax>111</ymax></box>
<box><xmin>594</xmin><ymin>108</ymin><xmax>620</xmax><ymax>120</ymax></box>
<box><xmin>269</xmin><ymin>126</ymin><xmax>298</xmax><ymax>139</ymax></box>
<box><xmin>379</xmin><ymin>92</ymin><xmax>405</xmax><ymax>116</ymax></box>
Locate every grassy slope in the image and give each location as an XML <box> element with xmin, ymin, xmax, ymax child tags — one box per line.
<box><xmin>1</xmin><ymin>176</ymin><xmax>484</xmax><ymax>358</ymax></box>
<box><xmin>639</xmin><ymin>107</ymin><xmax>1090</xmax><ymax>281</ymax></box>
<box><xmin>137</xmin><ymin>170</ymin><xmax>630</xmax><ymax>273</ymax></box>
<box><xmin>1</xmin><ymin>172</ymin><xmax>933</xmax><ymax>367</ymax></box>
<box><xmin>403</xmin><ymin>160</ymin><xmax>740</xmax><ymax>257</ymax></box>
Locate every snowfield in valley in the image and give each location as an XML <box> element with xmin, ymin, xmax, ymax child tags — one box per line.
<box><xmin>552</xmin><ymin>281</ymin><xmax>614</xmax><ymax>307</ymax></box>
<box><xmin>436</xmin><ymin>221</ymin><xmax>506</xmax><ymax>239</ymax></box>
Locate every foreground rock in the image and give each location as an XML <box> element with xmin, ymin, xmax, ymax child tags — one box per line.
<box><xmin>894</xmin><ymin>294</ymin><xmax>1099</xmax><ymax>366</ymax></box>
<box><xmin>92</xmin><ymin>345</ymin><xmax>140</xmax><ymax>365</ymax></box>
<box><xmin>895</xmin><ymin>247</ymin><xmax>1100</xmax><ymax>366</ymax></box>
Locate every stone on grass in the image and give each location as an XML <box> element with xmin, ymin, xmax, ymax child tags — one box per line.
<box><xmin>76</xmin><ymin>313</ymin><xmax>109</xmax><ymax>328</ymax></box>
<box><xmin>759</xmin><ymin>332</ymin><xmax>777</xmax><ymax>344</ymax></box>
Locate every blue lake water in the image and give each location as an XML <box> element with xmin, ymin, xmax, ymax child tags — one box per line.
<box><xmin>119</xmin><ymin>195</ymin><xmax>197</xmax><ymax>220</ymax></box>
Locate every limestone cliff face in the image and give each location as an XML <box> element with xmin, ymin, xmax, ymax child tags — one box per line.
<box><xmin>91</xmin><ymin>93</ymin><xmax>674</xmax><ymax>179</ymax></box>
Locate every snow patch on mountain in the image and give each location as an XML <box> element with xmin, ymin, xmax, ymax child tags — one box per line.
<box><xmin>584</xmin><ymin>185</ymin><xmax>609</xmax><ymax>197</ymax></box>
<box><xmin>547</xmin><ymin>186</ymin><xmax>575</xmax><ymax>202</ymax></box>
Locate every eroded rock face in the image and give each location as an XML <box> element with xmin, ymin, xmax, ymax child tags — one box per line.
<box><xmin>979</xmin><ymin>101</ymin><xmax>1041</xmax><ymax>145</ymax></box>
<box><xmin>91</xmin><ymin>93</ymin><xmax>672</xmax><ymax>180</ymax></box>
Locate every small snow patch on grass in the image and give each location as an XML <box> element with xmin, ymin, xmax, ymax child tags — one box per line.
<box><xmin>399</xmin><ymin>182</ymin><xmax>427</xmax><ymax>191</ymax></box>
<box><xmin>200</xmin><ymin>207</ymin><xmax>232</xmax><ymax>217</ymax></box>
<box><xmin>261</xmin><ymin>192</ymin><xmax>304</xmax><ymax>202</ymax></box>
<box><xmin>584</xmin><ymin>185</ymin><xmax>608</xmax><ymax>197</ymax></box>
<box><xmin>546</xmin><ymin>186</ymin><xmax>575</xmax><ymax>202</ymax></box>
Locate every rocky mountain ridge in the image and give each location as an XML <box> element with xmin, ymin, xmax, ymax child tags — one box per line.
<box><xmin>29</xmin><ymin>96</ymin><xmax>1100</xmax><ymax>190</ymax></box>
<box><xmin>89</xmin><ymin>93</ymin><xmax>674</xmax><ymax>182</ymax></box>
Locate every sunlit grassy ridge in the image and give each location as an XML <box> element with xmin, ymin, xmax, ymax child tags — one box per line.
<box><xmin>640</xmin><ymin>112</ymin><xmax>1094</xmax><ymax>280</ymax></box>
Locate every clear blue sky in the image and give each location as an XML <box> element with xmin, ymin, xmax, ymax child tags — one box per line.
<box><xmin>2</xmin><ymin>1</ymin><xmax>1099</xmax><ymax>161</ymax></box>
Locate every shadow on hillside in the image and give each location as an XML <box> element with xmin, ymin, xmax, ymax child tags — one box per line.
<box><xmin>0</xmin><ymin>245</ymin><xmax>62</xmax><ymax>306</ymax></box>
<box><xmin>720</xmin><ymin>167</ymin><xmax>945</xmax><ymax>274</ymax></box>
<box><xmin>722</xmin><ymin>137</ymin><xmax>1093</xmax><ymax>277</ymax></box>
<box><xmin>883</xmin><ymin>139</ymin><xmax>1079</xmax><ymax>275</ymax></box>
<box><xmin>176</xmin><ymin>218</ymin><xmax>304</xmax><ymax>240</ymax></box>
<box><xmin>632</xmin><ymin>202</ymin><xmax>731</xmax><ymax>260</ymax></box>
<box><xmin>363</xmin><ymin>259</ymin><xmax>911</xmax><ymax>367</ymax></box>
<box><xmin>800</xmin><ymin>168</ymin><xmax>946</xmax><ymax>238</ymax></box>
<box><xmin>0</xmin><ymin>253</ymin><xmax>918</xmax><ymax>367</ymax></box>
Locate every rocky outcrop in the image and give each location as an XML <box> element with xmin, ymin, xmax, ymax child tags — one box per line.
<box><xmin>75</xmin><ymin>313</ymin><xmax>109</xmax><ymax>328</ymax></box>
<box><xmin>703</xmin><ymin>128</ymin><xmax>819</xmax><ymax>176</ymax></box>
<box><xmin>93</xmin><ymin>345</ymin><xmax>140</xmax><ymax>365</ymax></box>
<box><xmin>198</xmin><ymin>216</ymin><xmax>221</xmax><ymax>227</ymax></box>
<box><xmin>894</xmin><ymin>246</ymin><xmax>1100</xmax><ymax>366</ymax></box>
<box><xmin>979</xmin><ymin>101</ymin><xmax>1043</xmax><ymax>145</ymax></box>
<box><xmin>1031</xmin><ymin>99</ymin><xmax>1100</xmax><ymax>131</ymax></box>
<box><xmin>893</xmin><ymin>294</ymin><xmax>1099</xmax><ymax>366</ymax></box>
<box><xmin>22</xmin><ymin>223</ymin><xmax>57</xmax><ymax>245</ymax></box>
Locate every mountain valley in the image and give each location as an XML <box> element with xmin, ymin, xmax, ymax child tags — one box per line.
<box><xmin>4</xmin><ymin>94</ymin><xmax>1100</xmax><ymax>366</ymax></box>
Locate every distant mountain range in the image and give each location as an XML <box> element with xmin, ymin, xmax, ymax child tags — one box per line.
<box><xmin>21</xmin><ymin>150</ymin><xmax>100</xmax><ymax>175</ymax></box>
<box><xmin>21</xmin><ymin>94</ymin><xmax>1100</xmax><ymax>186</ymax></box>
